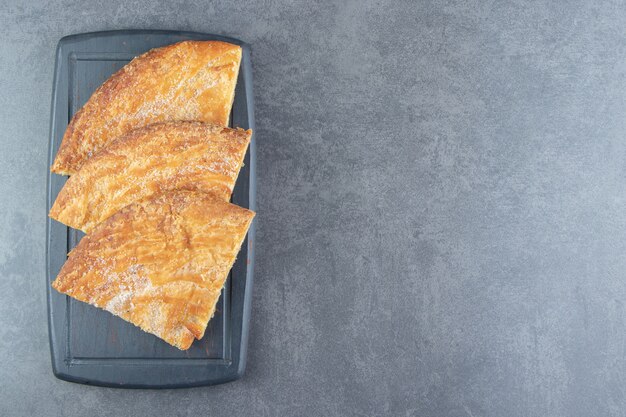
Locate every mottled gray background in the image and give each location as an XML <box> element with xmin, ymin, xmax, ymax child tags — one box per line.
<box><xmin>0</xmin><ymin>0</ymin><xmax>625</xmax><ymax>416</ymax></box>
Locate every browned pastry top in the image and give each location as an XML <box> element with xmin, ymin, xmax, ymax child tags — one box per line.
<box><xmin>51</xmin><ymin>40</ymin><xmax>242</xmax><ymax>175</ymax></box>
<box><xmin>52</xmin><ymin>190</ymin><xmax>255</xmax><ymax>350</ymax></box>
<box><xmin>49</xmin><ymin>121</ymin><xmax>251</xmax><ymax>233</ymax></box>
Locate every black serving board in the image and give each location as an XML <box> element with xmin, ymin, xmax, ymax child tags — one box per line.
<box><xmin>46</xmin><ymin>30</ymin><xmax>256</xmax><ymax>388</ymax></box>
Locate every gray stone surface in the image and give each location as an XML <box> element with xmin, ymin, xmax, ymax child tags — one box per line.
<box><xmin>0</xmin><ymin>0</ymin><xmax>625</xmax><ymax>415</ymax></box>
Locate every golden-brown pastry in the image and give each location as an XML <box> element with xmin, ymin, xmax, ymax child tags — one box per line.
<box><xmin>49</xmin><ymin>121</ymin><xmax>251</xmax><ymax>233</ymax></box>
<box><xmin>52</xmin><ymin>190</ymin><xmax>255</xmax><ymax>350</ymax></box>
<box><xmin>51</xmin><ymin>40</ymin><xmax>242</xmax><ymax>175</ymax></box>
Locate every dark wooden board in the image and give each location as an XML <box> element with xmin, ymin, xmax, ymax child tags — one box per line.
<box><xmin>46</xmin><ymin>30</ymin><xmax>256</xmax><ymax>388</ymax></box>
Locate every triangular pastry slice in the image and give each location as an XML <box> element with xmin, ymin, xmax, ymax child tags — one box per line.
<box><xmin>51</xmin><ymin>40</ymin><xmax>242</xmax><ymax>175</ymax></box>
<box><xmin>52</xmin><ymin>190</ymin><xmax>255</xmax><ymax>350</ymax></box>
<box><xmin>49</xmin><ymin>121</ymin><xmax>251</xmax><ymax>233</ymax></box>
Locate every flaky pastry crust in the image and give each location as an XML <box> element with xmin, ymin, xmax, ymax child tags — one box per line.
<box><xmin>52</xmin><ymin>190</ymin><xmax>255</xmax><ymax>350</ymax></box>
<box><xmin>49</xmin><ymin>121</ymin><xmax>251</xmax><ymax>233</ymax></box>
<box><xmin>51</xmin><ymin>40</ymin><xmax>242</xmax><ymax>175</ymax></box>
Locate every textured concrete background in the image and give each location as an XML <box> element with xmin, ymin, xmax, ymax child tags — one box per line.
<box><xmin>0</xmin><ymin>0</ymin><xmax>625</xmax><ymax>416</ymax></box>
